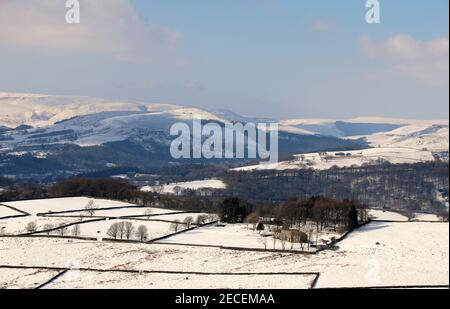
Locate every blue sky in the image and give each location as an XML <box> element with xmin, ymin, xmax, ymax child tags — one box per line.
<box><xmin>0</xmin><ymin>0</ymin><xmax>448</xmax><ymax>119</ymax></box>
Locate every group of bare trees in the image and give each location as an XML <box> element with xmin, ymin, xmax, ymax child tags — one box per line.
<box><xmin>169</xmin><ymin>215</ymin><xmax>210</xmax><ymax>233</ymax></box>
<box><xmin>25</xmin><ymin>221</ymin><xmax>81</xmax><ymax>236</ymax></box>
<box><xmin>106</xmin><ymin>221</ymin><xmax>148</xmax><ymax>241</ymax></box>
<box><xmin>169</xmin><ymin>217</ymin><xmax>192</xmax><ymax>232</ymax></box>
<box><xmin>107</xmin><ymin>221</ymin><xmax>136</xmax><ymax>240</ymax></box>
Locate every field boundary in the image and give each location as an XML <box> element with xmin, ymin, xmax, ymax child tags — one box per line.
<box><xmin>149</xmin><ymin>220</ymin><xmax>218</xmax><ymax>243</ymax></box>
<box><xmin>0</xmin><ymin>265</ymin><xmax>320</xmax><ymax>289</ymax></box>
<box><xmin>371</xmin><ymin>219</ymin><xmax>447</xmax><ymax>224</ymax></box>
<box><xmin>0</xmin><ymin>219</ymin><xmax>216</xmax><ymax>243</ymax></box>
<box><xmin>152</xmin><ymin>241</ymin><xmax>317</xmax><ymax>254</ymax></box>
<box><xmin>35</xmin><ymin>269</ymin><xmax>70</xmax><ymax>289</ymax></box>
<box><xmin>40</xmin><ymin>210</ymin><xmax>200</xmax><ymax>219</ymax></box>
<box><xmin>0</xmin><ymin>203</ymin><xmax>31</xmax><ymax>220</ymax></box>
<box><xmin>3</xmin><ymin>265</ymin><xmax>447</xmax><ymax>289</ymax></box>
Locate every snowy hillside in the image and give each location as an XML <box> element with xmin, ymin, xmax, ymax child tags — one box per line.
<box><xmin>351</xmin><ymin>124</ymin><xmax>449</xmax><ymax>152</ymax></box>
<box><xmin>1</xmin><ymin>92</ymin><xmax>448</xmax><ymax>176</ymax></box>
<box><xmin>0</xmin><ymin>92</ymin><xmax>225</xmax><ymax>129</ymax></box>
<box><xmin>280</xmin><ymin>117</ymin><xmax>449</xmax><ymax>138</ymax></box>
<box><xmin>234</xmin><ymin>123</ymin><xmax>449</xmax><ymax>171</ymax></box>
<box><xmin>234</xmin><ymin>147</ymin><xmax>438</xmax><ymax>171</ymax></box>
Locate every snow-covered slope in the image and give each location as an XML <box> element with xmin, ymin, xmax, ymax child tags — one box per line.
<box><xmin>351</xmin><ymin>124</ymin><xmax>449</xmax><ymax>152</ymax></box>
<box><xmin>0</xmin><ymin>92</ymin><xmax>233</xmax><ymax>149</ymax></box>
<box><xmin>0</xmin><ymin>92</ymin><xmax>365</xmax><ymax>152</ymax></box>
<box><xmin>234</xmin><ymin>147</ymin><xmax>438</xmax><ymax>171</ymax></box>
<box><xmin>1</xmin><ymin>92</ymin><xmax>447</xmax><ymax>175</ymax></box>
<box><xmin>234</xmin><ymin>123</ymin><xmax>449</xmax><ymax>171</ymax></box>
<box><xmin>0</xmin><ymin>92</ymin><xmax>225</xmax><ymax>129</ymax></box>
<box><xmin>280</xmin><ymin>117</ymin><xmax>449</xmax><ymax>138</ymax></box>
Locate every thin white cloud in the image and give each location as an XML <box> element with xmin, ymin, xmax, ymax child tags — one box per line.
<box><xmin>309</xmin><ymin>18</ymin><xmax>332</xmax><ymax>33</ymax></box>
<box><xmin>360</xmin><ymin>34</ymin><xmax>449</xmax><ymax>86</ymax></box>
<box><xmin>0</xmin><ymin>0</ymin><xmax>182</xmax><ymax>64</ymax></box>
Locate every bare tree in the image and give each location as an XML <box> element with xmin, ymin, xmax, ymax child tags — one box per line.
<box><xmin>308</xmin><ymin>229</ymin><xmax>314</xmax><ymax>250</ymax></box>
<box><xmin>58</xmin><ymin>224</ymin><xmax>69</xmax><ymax>236</ymax></box>
<box><xmin>173</xmin><ymin>186</ymin><xmax>182</xmax><ymax>196</ymax></box>
<box><xmin>196</xmin><ymin>215</ymin><xmax>208</xmax><ymax>225</ymax></box>
<box><xmin>244</xmin><ymin>211</ymin><xmax>260</xmax><ymax>231</ymax></box>
<box><xmin>258</xmin><ymin>236</ymin><xmax>268</xmax><ymax>250</ymax></box>
<box><xmin>84</xmin><ymin>200</ymin><xmax>97</xmax><ymax>217</ymax></box>
<box><xmin>117</xmin><ymin>222</ymin><xmax>126</xmax><ymax>239</ymax></box>
<box><xmin>136</xmin><ymin>225</ymin><xmax>148</xmax><ymax>242</ymax></box>
<box><xmin>292</xmin><ymin>230</ymin><xmax>308</xmax><ymax>251</ymax></box>
<box><xmin>107</xmin><ymin>223</ymin><xmax>120</xmax><ymax>239</ymax></box>
<box><xmin>280</xmin><ymin>233</ymin><xmax>287</xmax><ymax>250</ymax></box>
<box><xmin>144</xmin><ymin>208</ymin><xmax>153</xmax><ymax>220</ymax></box>
<box><xmin>124</xmin><ymin>222</ymin><xmax>135</xmax><ymax>240</ymax></box>
<box><xmin>26</xmin><ymin>221</ymin><xmax>37</xmax><ymax>233</ymax></box>
<box><xmin>43</xmin><ymin>224</ymin><xmax>54</xmax><ymax>235</ymax></box>
<box><xmin>183</xmin><ymin>216</ymin><xmax>194</xmax><ymax>229</ymax></box>
<box><xmin>170</xmin><ymin>220</ymin><xmax>182</xmax><ymax>232</ymax></box>
<box><xmin>438</xmin><ymin>210</ymin><xmax>449</xmax><ymax>222</ymax></box>
<box><xmin>72</xmin><ymin>224</ymin><xmax>81</xmax><ymax>237</ymax></box>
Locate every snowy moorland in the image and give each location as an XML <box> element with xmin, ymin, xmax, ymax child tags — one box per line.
<box><xmin>234</xmin><ymin>122</ymin><xmax>449</xmax><ymax>171</ymax></box>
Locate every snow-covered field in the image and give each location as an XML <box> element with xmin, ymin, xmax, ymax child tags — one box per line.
<box><xmin>368</xmin><ymin>209</ymin><xmax>443</xmax><ymax>222</ymax></box>
<box><xmin>0</xmin><ymin>221</ymin><xmax>447</xmax><ymax>288</ymax></box>
<box><xmin>0</xmin><ymin>205</ymin><xmax>23</xmax><ymax>218</ymax></box>
<box><xmin>2</xmin><ymin>197</ymin><xmax>136</xmax><ymax>216</ymax></box>
<box><xmin>0</xmin><ymin>197</ymin><xmax>211</xmax><ymax>239</ymax></box>
<box><xmin>158</xmin><ymin>223</ymin><xmax>339</xmax><ymax>252</ymax></box>
<box><xmin>45</xmin><ymin>219</ymin><xmax>174</xmax><ymax>241</ymax></box>
<box><xmin>145</xmin><ymin>212</ymin><xmax>212</xmax><ymax>222</ymax></box>
<box><xmin>319</xmin><ymin>222</ymin><xmax>449</xmax><ymax>288</ymax></box>
<box><xmin>0</xmin><ymin>197</ymin><xmax>448</xmax><ymax>288</ymax></box>
<box><xmin>368</xmin><ymin>209</ymin><xmax>408</xmax><ymax>222</ymax></box>
<box><xmin>412</xmin><ymin>213</ymin><xmax>442</xmax><ymax>222</ymax></box>
<box><xmin>46</xmin><ymin>271</ymin><xmax>315</xmax><ymax>289</ymax></box>
<box><xmin>358</xmin><ymin>124</ymin><xmax>449</xmax><ymax>152</ymax></box>
<box><xmin>141</xmin><ymin>179</ymin><xmax>227</xmax><ymax>194</ymax></box>
<box><xmin>0</xmin><ymin>267</ymin><xmax>59</xmax><ymax>289</ymax></box>
<box><xmin>0</xmin><ymin>216</ymin><xmax>81</xmax><ymax>235</ymax></box>
<box><xmin>45</xmin><ymin>206</ymin><xmax>179</xmax><ymax>218</ymax></box>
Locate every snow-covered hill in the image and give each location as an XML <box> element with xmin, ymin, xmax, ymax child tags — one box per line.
<box><xmin>0</xmin><ymin>92</ymin><xmax>226</xmax><ymax>129</ymax></box>
<box><xmin>350</xmin><ymin>124</ymin><xmax>449</xmax><ymax>152</ymax></box>
<box><xmin>234</xmin><ymin>122</ymin><xmax>449</xmax><ymax>171</ymax></box>
<box><xmin>0</xmin><ymin>92</ymin><xmax>448</xmax><ymax>176</ymax></box>
<box><xmin>0</xmin><ymin>92</ymin><xmax>363</xmax><ymax>176</ymax></box>
<box><xmin>280</xmin><ymin>117</ymin><xmax>449</xmax><ymax>138</ymax></box>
